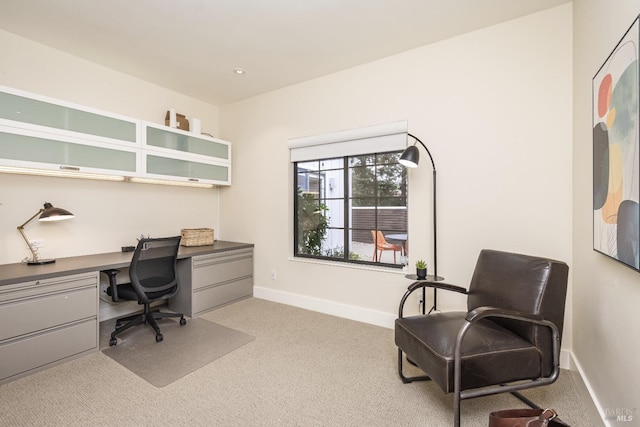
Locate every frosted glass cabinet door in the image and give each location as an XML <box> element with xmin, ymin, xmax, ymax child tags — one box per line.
<box><xmin>145</xmin><ymin>154</ymin><xmax>229</xmax><ymax>184</ymax></box>
<box><xmin>145</xmin><ymin>125</ymin><xmax>229</xmax><ymax>161</ymax></box>
<box><xmin>0</xmin><ymin>130</ymin><xmax>137</xmax><ymax>173</ymax></box>
<box><xmin>0</xmin><ymin>90</ymin><xmax>137</xmax><ymax>143</ymax></box>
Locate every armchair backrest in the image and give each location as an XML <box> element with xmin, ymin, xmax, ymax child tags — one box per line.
<box><xmin>467</xmin><ymin>249</ymin><xmax>569</xmax><ymax>375</ymax></box>
<box><xmin>129</xmin><ymin>236</ymin><xmax>181</xmax><ymax>303</ymax></box>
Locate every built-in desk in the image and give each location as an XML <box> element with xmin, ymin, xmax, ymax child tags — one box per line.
<box><xmin>0</xmin><ymin>240</ymin><xmax>252</xmax><ymax>286</ymax></box>
<box><xmin>0</xmin><ymin>240</ymin><xmax>253</xmax><ymax>385</ymax></box>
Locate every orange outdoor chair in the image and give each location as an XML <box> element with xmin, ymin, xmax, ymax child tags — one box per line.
<box><xmin>371</xmin><ymin>230</ymin><xmax>403</xmax><ymax>263</ymax></box>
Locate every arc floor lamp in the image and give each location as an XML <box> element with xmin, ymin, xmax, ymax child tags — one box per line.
<box><xmin>17</xmin><ymin>202</ymin><xmax>74</xmax><ymax>265</ymax></box>
<box><xmin>399</xmin><ymin>133</ymin><xmax>439</xmax><ymax>313</ymax></box>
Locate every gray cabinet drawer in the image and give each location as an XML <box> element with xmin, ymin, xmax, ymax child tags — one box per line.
<box><xmin>0</xmin><ymin>272</ymin><xmax>98</xmax><ymax>302</ymax></box>
<box><xmin>0</xmin><ymin>319</ymin><xmax>97</xmax><ymax>382</ymax></box>
<box><xmin>192</xmin><ymin>251</ymin><xmax>252</xmax><ymax>290</ymax></box>
<box><xmin>192</xmin><ymin>277</ymin><xmax>252</xmax><ymax>315</ymax></box>
<box><xmin>169</xmin><ymin>248</ymin><xmax>253</xmax><ymax>317</ymax></box>
<box><xmin>193</xmin><ymin>257</ymin><xmax>252</xmax><ymax>290</ymax></box>
<box><xmin>0</xmin><ymin>287</ymin><xmax>97</xmax><ymax>342</ymax></box>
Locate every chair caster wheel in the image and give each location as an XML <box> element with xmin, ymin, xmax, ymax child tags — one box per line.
<box><xmin>180</xmin><ymin>317</ymin><xmax>187</xmax><ymax>326</ymax></box>
<box><xmin>109</xmin><ymin>337</ymin><xmax>117</xmax><ymax>346</ymax></box>
<box><xmin>156</xmin><ymin>334</ymin><xmax>163</xmax><ymax>342</ymax></box>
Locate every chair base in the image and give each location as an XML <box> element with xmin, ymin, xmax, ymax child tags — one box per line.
<box><xmin>110</xmin><ymin>303</ymin><xmax>186</xmax><ymax>346</ymax></box>
<box><xmin>398</xmin><ymin>348</ymin><xmax>565</xmax><ymax>427</ymax></box>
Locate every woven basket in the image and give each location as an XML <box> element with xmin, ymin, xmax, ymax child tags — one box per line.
<box><xmin>180</xmin><ymin>228</ymin><xmax>214</xmax><ymax>246</ymax></box>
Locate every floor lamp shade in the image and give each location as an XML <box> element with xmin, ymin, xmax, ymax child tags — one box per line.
<box><xmin>17</xmin><ymin>202</ymin><xmax>74</xmax><ymax>265</ymax></box>
<box><xmin>399</xmin><ymin>145</ymin><xmax>420</xmax><ymax>168</ymax></box>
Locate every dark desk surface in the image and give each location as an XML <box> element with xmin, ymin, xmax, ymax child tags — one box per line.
<box><xmin>0</xmin><ymin>240</ymin><xmax>253</xmax><ymax>286</ymax></box>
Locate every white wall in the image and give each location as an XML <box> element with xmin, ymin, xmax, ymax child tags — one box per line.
<box><xmin>2</xmin><ymin>4</ymin><xmax>636</xmax><ymax>423</ymax></box>
<box><xmin>0</xmin><ymin>29</ymin><xmax>221</xmax><ymax>264</ymax></box>
<box><xmin>219</xmin><ymin>5</ymin><xmax>573</xmax><ymax>330</ymax></box>
<box><xmin>573</xmin><ymin>1</ymin><xmax>640</xmax><ymax>423</ymax></box>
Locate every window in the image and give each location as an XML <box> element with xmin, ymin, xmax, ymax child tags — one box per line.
<box><xmin>294</xmin><ymin>150</ymin><xmax>408</xmax><ymax>267</ymax></box>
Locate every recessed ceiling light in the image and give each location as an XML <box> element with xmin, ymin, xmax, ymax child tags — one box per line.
<box><xmin>233</xmin><ymin>68</ymin><xmax>246</xmax><ymax>75</ymax></box>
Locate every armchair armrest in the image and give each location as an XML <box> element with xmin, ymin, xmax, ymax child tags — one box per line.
<box><xmin>398</xmin><ymin>281</ymin><xmax>468</xmax><ymax>318</ymax></box>
<box><xmin>454</xmin><ymin>305</ymin><xmax>562</xmax><ymax>402</ymax></box>
<box><xmin>407</xmin><ymin>281</ymin><xmax>468</xmax><ymax>294</ymax></box>
<box><xmin>465</xmin><ymin>306</ymin><xmax>544</xmax><ymax>324</ymax></box>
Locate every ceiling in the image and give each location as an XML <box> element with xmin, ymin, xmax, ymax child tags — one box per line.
<box><xmin>0</xmin><ymin>0</ymin><xmax>570</xmax><ymax>106</ymax></box>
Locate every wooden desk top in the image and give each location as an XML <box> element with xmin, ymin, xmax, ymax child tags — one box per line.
<box><xmin>0</xmin><ymin>240</ymin><xmax>253</xmax><ymax>286</ymax></box>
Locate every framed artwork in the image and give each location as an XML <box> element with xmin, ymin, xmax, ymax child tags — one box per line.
<box><xmin>593</xmin><ymin>15</ymin><xmax>640</xmax><ymax>272</ymax></box>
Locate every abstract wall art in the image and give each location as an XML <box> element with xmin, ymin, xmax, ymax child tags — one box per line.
<box><xmin>593</xmin><ymin>15</ymin><xmax>640</xmax><ymax>272</ymax></box>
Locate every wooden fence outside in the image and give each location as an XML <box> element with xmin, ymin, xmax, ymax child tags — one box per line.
<box><xmin>352</xmin><ymin>207</ymin><xmax>407</xmax><ymax>242</ymax></box>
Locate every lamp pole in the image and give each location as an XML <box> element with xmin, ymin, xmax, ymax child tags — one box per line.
<box><xmin>400</xmin><ymin>133</ymin><xmax>438</xmax><ymax>313</ymax></box>
<box><xmin>17</xmin><ymin>208</ymin><xmax>45</xmax><ymax>263</ymax></box>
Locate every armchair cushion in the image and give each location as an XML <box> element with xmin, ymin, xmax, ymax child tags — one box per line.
<box><xmin>395</xmin><ymin>312</ymin><xmax>542</xmax><ymax>393</ymax></box>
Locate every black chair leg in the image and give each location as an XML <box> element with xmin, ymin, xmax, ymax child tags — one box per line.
<box><xmin>454</xmin><ymin>392</ymin><xmax>461</xmax><ymax>427</ymax></box>
<box><xmin>511</xmin><ymin>390</ymin><xmax>540</xmax><ymax>409</ymax></box>
<box><xmin>110</xmin><ymin>314</ymin><xmax>145</xmax><ymax>346</ymax></box>
<box><xmin>109</xmin><ymin>303</ymin><xmax>186</xmax><ymax>346</ymax></box>
<box><xmin>397</xmin><ymin>349</ymin><xmax>431</xmax><ymax>383</ymax></box>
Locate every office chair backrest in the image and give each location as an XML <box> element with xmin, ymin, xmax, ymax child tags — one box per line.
<box><xmin>466</xmin><ymin>249</ymin><xmax>569</xmax><ymax>375</ymax></box>
<box><xmin>129</xmin><ymin>236</ymin><xmax>181</xmax><ymax>304</ymax></box>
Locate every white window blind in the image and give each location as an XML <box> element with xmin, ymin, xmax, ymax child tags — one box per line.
<box><xmin>288</xmin><ymin>120</ymin><xmax>408</xmax><ymax>162</ymax></box>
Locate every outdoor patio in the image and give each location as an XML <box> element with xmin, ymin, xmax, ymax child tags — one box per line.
<box><xmin>350</xmin><ymin>241</ymin><xmax>407</xmax><ymax>266</ymax></box>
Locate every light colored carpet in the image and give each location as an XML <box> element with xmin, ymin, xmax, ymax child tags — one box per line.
<box><xmin>0</xmin><ymin>298</ymin><xmax>596</xmax><ymax>426</ymax></box>
<box><xmin>101</xmin><ymin>317</ymin><xmax>255</xmax><ymax>387</ymax></box>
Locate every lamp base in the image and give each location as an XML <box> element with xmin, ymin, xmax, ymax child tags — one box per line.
<box><xmin>27</xmin><ymin>259</ymin><xmax>56</xmax><ymax>265</ymax></box>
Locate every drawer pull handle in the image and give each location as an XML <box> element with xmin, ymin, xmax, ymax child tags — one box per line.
<box><xmin>60</xmin><ymin>165</ymin><xmax>80</xmax><ymax>171</ymax></box>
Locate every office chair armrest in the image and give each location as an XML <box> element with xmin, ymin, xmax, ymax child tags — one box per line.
<box><xmin>398</xmin><ymin>281</ymin><xmax>467</xmax><ymax>318</ymax></box>
<box><xmin>465</xmin><ymin>306</ymin><xmax>544</xmax><ymax>324</ymax></box>
<box><xmin>100</xmin><ymin>269</ymin><xmax>122</xmax><ymax>302</ymax></box>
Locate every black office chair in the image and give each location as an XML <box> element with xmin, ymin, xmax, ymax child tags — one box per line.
<box><xmin>101</xmin><ymin>236</ymin><xmax>186</xmax><ymax>346</ymax></box>
<box><xmin>395</xmin><ymin>249</ymin><xmax>569</xmax><ymax>427</ymax></box>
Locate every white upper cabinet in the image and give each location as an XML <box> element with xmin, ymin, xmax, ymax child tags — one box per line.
<box><xmin>0</xmin><ymin>86</ymin><xmax>231</xmax><ymax>186</ymax></box>
<box><xmin>142</xmin><ymin>123</ymin><xmax>231</xmax><ymax>185</ymax></box>
<box><xmin>0</xmin><ymin>86</ymin><xmax>141</xmax><ymax>177</ymax></box>
<box><xmin>0</xmin><ymin>88</ymin><xmax>138</xmax><ymax>144</ymax></box>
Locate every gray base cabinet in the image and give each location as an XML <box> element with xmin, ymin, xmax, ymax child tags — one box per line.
<box><xmin>0</xmin><ymin>272</ymin><xmax>99</xmax><ymax>384</ymax></box>
<box><xmin>170</xmin><ymin>247</ymin><xmax>253</xmax><ymax>317</ymax></box>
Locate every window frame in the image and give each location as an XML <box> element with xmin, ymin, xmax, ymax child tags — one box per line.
<box><xmin>293</xmin><ymin>150</ymin><xmax>408</xmax><ymax>269</ymax></box>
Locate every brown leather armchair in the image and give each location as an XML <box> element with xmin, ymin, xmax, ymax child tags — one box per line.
<box><xmin>395</xmin><ymin>249</ymin><xmax>569</xmax><ymax>427</ymax></box>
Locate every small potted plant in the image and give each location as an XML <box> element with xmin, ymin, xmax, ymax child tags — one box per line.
<box><xmin>415</xmin><ymin>259</ymin><xmax>427</xmax><ymax>280</ymax></box>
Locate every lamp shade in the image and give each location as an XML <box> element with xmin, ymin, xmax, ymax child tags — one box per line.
<box><xmin>399</xmin><ymin>145</ymin><xmax>420</xmax><ymax>168</ymax></box>
<box><xmin>39</xmin><ymin>202</ymin><xmax>74</xmax><ymax>222</ymax></box>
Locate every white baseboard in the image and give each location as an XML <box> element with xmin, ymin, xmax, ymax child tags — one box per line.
<box><xmin>566</xmin><ymin>352</ymin><xmax>607</xmax><ymax>426</ymax></box>
<box><xmin>254</xmin><ymin>286</ymin><xmax>573</xmax><ymax>368</ymax></box>
<box><xmin>253</xmin><ymin>286</ymin><xmax>396</xmax><ymax>328</ymax></box>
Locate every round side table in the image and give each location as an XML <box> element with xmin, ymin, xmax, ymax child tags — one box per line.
<box><xmin>404</xmin><ymin>274</ymin><xmax>445</xmax><ymax>314</ymax></box>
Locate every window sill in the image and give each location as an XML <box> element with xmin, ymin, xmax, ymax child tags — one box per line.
<box><xmin>288</xmin><ymin>256</ymin><xmax>407</xmax><ymax>275</ymax></box>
